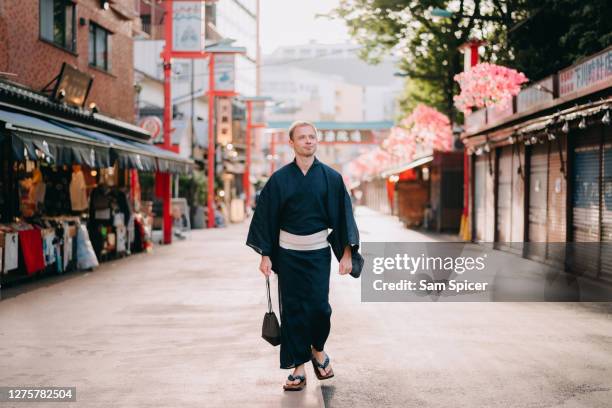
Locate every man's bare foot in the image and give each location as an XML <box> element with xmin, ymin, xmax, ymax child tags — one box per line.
<box><xmin>312</xmin><ymin>349</ymin><xmax>333</xmax><ymax>377</ymax></box>
<box><xmin>286</xmin><ymin>364</ymin><xmax>306</xmax><ymax>386</ymax></box>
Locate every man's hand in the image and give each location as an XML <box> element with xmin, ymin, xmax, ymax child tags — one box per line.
<box><xmin>260</xmin><ymin>255</ymin><xmax>272</xmax><ymax>277</ymax></box>
<box><xmin>339</xmin><ymin>246</ymin><xmax>352</xmax><ymax>275</ymax></box>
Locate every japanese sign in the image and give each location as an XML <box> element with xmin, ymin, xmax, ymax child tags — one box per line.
<box><xmin>214</xmin><ymin>54</ymin><xmax>236</xmax><ymax>92</ymax></box>
<box><xmin>172</xmin><ymin>1</ymin><xmax>205</xmax><ymax>52</ymax></box>
<box><xmin>559</xmin><ymin>48</ymin><xmax>612</xmax><ymax>97</ymax></box>
<box><xmin>216</xmin><ymin>97</ymin><xmax>233</xmax><ymax>145</ymax></box>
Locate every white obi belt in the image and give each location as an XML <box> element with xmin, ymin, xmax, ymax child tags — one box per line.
<box><xmin>279</xmin><ymin>229</ymin><xmax>329</xmax><ymax>251</ymax></box>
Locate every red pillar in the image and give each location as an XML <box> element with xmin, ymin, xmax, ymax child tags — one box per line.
<box><xmin>157</xmin><ymin>0</ymin><xmax>173</xmax><ymax>244</ymax></box>
<box><xmin>460</xmin><ymin>40</ymin><xmax>481</xmax><ymax>241</ymax></box>
<box><xmin>207</xmin><ymin>54</ymin><xmax>216</xmax><ymax>228</ymax></box>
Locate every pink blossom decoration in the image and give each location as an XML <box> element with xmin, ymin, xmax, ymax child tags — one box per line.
<box><xmin>453</xmin><ymin>63</ymin><xmax>527</xmax><ymax>115</ymax></box>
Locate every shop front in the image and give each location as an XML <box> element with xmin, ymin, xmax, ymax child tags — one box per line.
<box><xmin>0</xmin><ymin>99</ymin><xmax>192</xmax><ymax>290</ymax></box>
<box><xmin>462</xmin><ymin>46</ymin><xmax>611</xmax><ymax>284</ymax></box>
<box><xmin>382</xmin><ymin>150</ymin><xmax>464</xmax><ymax>232</ymax></box>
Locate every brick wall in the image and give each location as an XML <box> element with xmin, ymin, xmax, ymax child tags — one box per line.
<box><xmin>0</xmin><ymin>0</ymin><xmax>138</xmax><ymax>123</ymax></box>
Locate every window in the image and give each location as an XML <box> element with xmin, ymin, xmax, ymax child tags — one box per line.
<box><xmin>89</xmin><ymin>23</ymin><xmax>111</xmax><ymax>71</ymax></box>
<box><xmin>40</xmin><ymin>0</ymin><xmax>76</xmax><ymax>52</ymax></box>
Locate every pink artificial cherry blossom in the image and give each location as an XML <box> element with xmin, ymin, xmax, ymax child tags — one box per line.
<box><xmin>454</xmin><ymin>62</ymin><xmax>527</xmax><ymax>115</ymax></box>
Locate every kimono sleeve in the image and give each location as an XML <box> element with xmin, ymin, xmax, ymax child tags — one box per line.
<box><xmin>327</xmin><ymin>171</ymin><xmax>361</xmax><ymax>262</ymax></box>
<box><xmin>246</xmin><ymin>176</ymin><xmax>280</xmax><ymax>257</ymax></box>
<box><xmin>340</xmin><ymin>180</ymin><xmax>360</xmax><ymax>250</ymax></box>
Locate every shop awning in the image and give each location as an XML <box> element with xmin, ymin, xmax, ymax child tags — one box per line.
<box><xmin>51</xmin><ymin>121</ymin><xmax>193</xmax><ymax>174</ymax></box>
<box><xmin>380</xmin><ymin>154</ymin><xmax>434</xmax><ymax>178</ymax></box>
<box><xmin>0</xmin><ymin>108</ymin><xmax>193</xmax><ymax>174</ymax></box>
<box><xmin>0</xmin><ymin>108</ymin><xmax>111</xmax><ymax>167</ymax></box>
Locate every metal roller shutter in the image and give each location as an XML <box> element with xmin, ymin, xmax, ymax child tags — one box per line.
<box><xmin>485</xmin><ymin>151</ymin><xmax>496</xmax><ymax>241</ymax></box>
<box><xmin>571</xmin><ymin>128</ymin><xmax>601</xmax><ymax>278</ymax></box>
<box><xmin>474</xmin><ymin>155</ymin><xmax>487</xmax><ymax>241</ymax></box>
<box><xmin>510</xmin><ymin>143</ymin><xmax>526</xmax><ymax>252</ymax></box>
<box><xmin>527</xmin><ymin>142</ymin><xmax>548</xmax><ymax>261</ymax></box>
<box><xmin>600</xmin><ymin>129</ymin><xmax>612</xmax><ymax>282</ymax></box>
<box><xmin>496</xmin><ymin>146</ymin><xmax>512</xmax><ymax>243</ymax></box>
<box><xmin>547</xmin><ymin>133</ymin><xmax>567</xmax><ymax>265</ymax></box>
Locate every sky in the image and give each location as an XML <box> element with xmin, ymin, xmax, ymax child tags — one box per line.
<box><xmin>259</xmin><ymin>0</ymin><xmax>352</xmax><ymax>54</ymax></box>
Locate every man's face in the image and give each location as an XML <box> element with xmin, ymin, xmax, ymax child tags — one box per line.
<box><xmin>290</xmin><ymin>125</ymin><xmax>318</xmax><ymax>157</ymax></box>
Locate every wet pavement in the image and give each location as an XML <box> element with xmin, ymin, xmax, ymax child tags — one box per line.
<box><xmin>1</xmin><ymin>206</ymin><xmax>611</xmax><ymax>407</ymax></box>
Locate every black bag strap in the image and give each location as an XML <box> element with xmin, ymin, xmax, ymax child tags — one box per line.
<box><xmin>266</xmin><ymin>276</ymin><xmax>273</xmax><ymax>313</ymax></box>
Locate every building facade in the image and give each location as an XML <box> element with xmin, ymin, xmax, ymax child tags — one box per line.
<box><xmin>0</xmin><ymin>0</ymin><xmax>142</xmax><ymax>122</ymax></box>
<box><xmin>462</xmin><ymin>46</ymin><xmax>612</xmax><ymax>282</ymax></box>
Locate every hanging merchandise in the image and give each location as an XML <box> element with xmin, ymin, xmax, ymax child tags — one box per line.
<box><xmin>30</xmin><ymin>168</ymin><xmax>46</xmax><ymax>211</ymax></box>
<box><xmin>42</xmin><ymin>166</ymin><xmax>72</xmax><ymax>216</ymax></box>
<box><xmin>42</xmin><ymin>229</ymin><xmax>56</xmax><ymax>266</ymax></box>
<box><xmin>116</xmin><ymin>225</ymin><xmax>127</xmax><ymax>253</ymax></box>
<box><xmin>63</xmin><ymin>225</ymin><xmax>72</xmax><ymax>271</ymax></box>
<box><xmin>126</xmin><ymin>215</ymin><xmax>134</xmax><ymax>255</ymax></box>
<box><xmin>53</xmin><ymin>243</ymin><xmax>62</xmax><ymax>274</ymax></box>
<box><xmin>18</xmin><ymin>228</ymin><xmax>46</xmax><ymax>275</ymax></box>
<box><xmin>69</xmin><ymin>165</ymin><xmax>88</xmax><ymax>212</ymax></box>
<box><xmin>76</xmin><ymin>224</ymin><xmax>99</xmax><ymax>270</ymax></box>
<box><xmin>18</xmin><ymin>177</ymin><xmax>36</xmax><ymax>218</ymax></box>
<box><xmin>3</xmin><ymin>232</ymin><xmax>18</xmax><ymax>273</ymax></box>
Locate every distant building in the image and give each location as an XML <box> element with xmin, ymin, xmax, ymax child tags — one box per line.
<box><xmin>134</xmin><ymin>0</ymin><xmax>258</xmax><ymax>160</ymax></box>
<box><xmin>262</xmin><ymin>41</ymin><xmax>402</xmax><ymax>122</ymax></box>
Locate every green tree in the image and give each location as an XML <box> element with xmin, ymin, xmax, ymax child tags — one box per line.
<box><xmin>332</xmin><ymin>0</ymin><xmax>612</xmax><ymax>121</ymax></box>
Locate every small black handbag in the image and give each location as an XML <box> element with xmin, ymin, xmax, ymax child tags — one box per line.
<box><xmin>350</xmin><ymin>249</ymin><xmax>365</xmax><ymax>279</ymax></box>
<box><xmin>262</xmin><ymin>276</ymin><xmax>281</xmax><ymax>346</ymax></box>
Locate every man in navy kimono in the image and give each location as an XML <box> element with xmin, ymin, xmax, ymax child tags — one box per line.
<box><xmin>246</xmin><ymin>121</ymin><xmax>361</xmax><ymax>391</ymax></box>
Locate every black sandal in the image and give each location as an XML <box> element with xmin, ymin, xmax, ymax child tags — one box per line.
<box><xmin>311</xmin><ymin>352</ymin><xmax>334</xmax><ymax>380</ymax></box>
<box><xmin>283</xmin><ymin>374</ymin><xmax>306</xmax><ymax>391</ymax></box>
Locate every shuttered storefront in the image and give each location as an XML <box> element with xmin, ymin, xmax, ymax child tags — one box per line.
<box><xmin>546</xmin><ymin>133</ymin><xmax>567</xmax><ymax>265</ymax></box>
<box><xmin>474</xmin><ymin>155</ymin><xmax>487</xmax><ymax>241</ymax></box>
<box><xmin>600</xmin><ymin>131</ymin><xmax>612</xmax><ymax>282</ymax></box>
<box><xmin>485</xmin><ymin>152</ymin><xmax>496</xmax><ymax>242</ymax></box>
<box><xmin>527</xmin><ymin>142</ymin><xmax>549</xmax><ymax>261</ymax></box>
<box><xmin>496</xmin><ymin>146</ymin><xmax>512</xmax><ymax>243</ymax></box>
<box><xmin>570</xmin><ymin>128</ymin><xmax>601</xmax><ymax>278</ymax></box>
<box><xmin>511</xmin><ymin>143</ymin><xmax>526</xmax><ymax>251</ymax></box>
<box><xmin>495</xmin><ymin>143</ymin><xmax>525</xmax><ymax>252</ymax></box>
<box><xmin>474</xmin><ymin>153</ymin><xmax>495</xmax><ymax>241</ymax></box>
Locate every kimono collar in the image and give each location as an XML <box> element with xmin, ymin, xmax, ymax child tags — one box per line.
<box><xmin>292</xmin><ymin>156</ymin><xmax>320</xmax><ymax>171</ymax></box>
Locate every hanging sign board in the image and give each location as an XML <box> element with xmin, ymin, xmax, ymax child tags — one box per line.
<box><xmin>214</xmin><ymin>54</ymin><xmax>236</xmax><ymax>92</ymax></box>
<box><xmin>52</xmin><ymin>63</ymin><xmax>93</xmax><ymax>108</ymax></box>
<box><xmin>172</xmin><ymin>1</ymin><xmax>205</xmax><ymax>52</ymax></box>
<box><xmin>216</xmin><ymin>97</ymin><xmax>233</xmax><ymax>145</ymax></box>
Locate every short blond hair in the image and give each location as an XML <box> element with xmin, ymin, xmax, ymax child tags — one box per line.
<box><xmin>288</xmin><ymin>120</ymin><xmax>318</xmax><ymax>140</ymax></box>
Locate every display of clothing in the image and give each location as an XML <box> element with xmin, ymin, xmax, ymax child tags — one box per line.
<box><xmin>42</xmin><ymin>166</ymin><xmax>71</xmax><ymax>216</ymax></box>
<box><xmin>18</xmin><ymin>228</ymin><xmax>45</xmax><ymax>275</ymax></box>
<box><xmin>42</xmin><ymin>230</ymin><xmax>56</xmax><ymax>266</ymax></box>
<box><xmin>116</xmin><ymin>225</ymin><xmax>126</xmax><ymax>253</ymax></box>
<box><xmin>76</xmin><ymin>224</ymin><xmax>99</xmax><ymax>270</ymax></box>
<box><xmin>3</xmin><ymin>232</ymin><xmax>19</xmax><ymax>273</ymax></box>
<box><xmin>63</xmin><ymin>226</ymin><xmax>72</xmax><ymax>271</ymax></box>
<box><xmin>69</xmin><ymin>169</ymin><xmax>88</xmax><ymax>212</ymax></box>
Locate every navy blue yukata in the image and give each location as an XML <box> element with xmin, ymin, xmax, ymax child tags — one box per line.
<box><xmin>246</xmin><ymin>156</ymin><xmax>360</xmax><ymax>369</ymax></box>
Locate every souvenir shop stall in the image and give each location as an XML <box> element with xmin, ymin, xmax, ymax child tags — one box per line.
<box><xmin>0</xmin><ymin>107</ymin><xmax>193</xmax><ymax>289</ymax></box>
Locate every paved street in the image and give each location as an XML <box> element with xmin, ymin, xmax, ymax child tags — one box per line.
<box><xmin>1</xmin><ymin>207</ymin><xmax>612</xmax><ymax>407</ymax></box>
